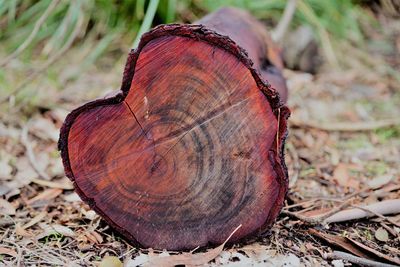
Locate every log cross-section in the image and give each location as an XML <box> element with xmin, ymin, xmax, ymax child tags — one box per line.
<box><xmin>59</xmin><ymin>7</ymin><xmax>290</xmax><ymax>250</ymax></box>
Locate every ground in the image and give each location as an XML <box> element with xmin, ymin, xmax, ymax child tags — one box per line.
<box><xmin>0</xmin><ymin>11</ymin><xmax>399</xmax><ymax>267</ymax></box>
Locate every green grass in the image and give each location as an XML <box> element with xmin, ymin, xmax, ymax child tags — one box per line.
<box><xmin>0</xmin><ymin>0</ymin><xmax>379</xmax><ymax>111</ymax></box>
<box><xmin>0</xmin><ymin>0</ymin><xmax>375</xmax><ymax>62</ymax></box>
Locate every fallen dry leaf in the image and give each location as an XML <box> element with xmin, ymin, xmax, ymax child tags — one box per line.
<box><xmin>15</xmin><ymin>223</ymin><xmax>32</xmax><ymax>237</ymax></box>
<box><xmin>0</xmin><ymin>247</ymin><xmax>17</xmax><ymax>257</ymax></box>
<box><xmin>14</xmin><ymin>157</ymin><xmax>38</xmax><ymax>188</ymax></box>
<box><xmin>368</xmin><ymin>175</ymin><xmax>393</xmax><ymax>189</ymax></box>
<box><xmin>81</xmin><ymin>208</ymin><xmax>97</xmax><ymax>220</ymax></box>
<box><xmin>30</xmin><ymin>116</ymin><xmax>59</xmax><ymax>142</ymax></box>
<box><xmin>22</xmin><ymin>211</ymin><xmax>47</xmax><ymax>229</ymax></box>
<box><xmin>27</xmin><ymin>188</ymin><xmax>62</xmax><ymax>206</ymax></box>
<box><xmin>99</xmin><ymin>256</ymin><xmax>123</xmax><ymax>267</ymax></box>
<box><xmin>79</xmin><ymin>231</ymin><xmax>104</xmax><ymax>245</ymax></box>
<box><xmin>346</xmin><ymin>237</ymin><xmax>400</xmax><ymax>265</ymax></box>
<box><xmin>308</xmin><ymin>229</ymin><xmax>373</xmax><ymax>259</ymax></box>
<box><xmin>0</xmin><ymin>160</ymin><xmax>12</xmax><ymax>180</ymax></box>
<box><xmin>36</xmin><ymin>223</ymin><xmax>75</xmax><ymax>239</ymax></box>
<box><xmin>375</xmin><ymin>227</ymin><xmax>389</xmax><ymax>242</ymax></box>
<box><xmin>333</xmin><ymin>163</ymin><xmax>359</xmax><ymax>189</ymax></box>
<box><xmin>127</xmin><ymin>225</ymin><xmax>241</xmax><ymax>267</ymax></box>
<box><xmin>32</xmin><ymin>177</ymin><xmax>73</xmax><ymax>190</ymax></box>
<box><xmin>63</xmin><ymin>192</ymin><xmax>81</xmax><ymax>202</ymax></box>
<box><xmin>215</xmin><ymin>243</ymin><xmax>301</xmax><ymax>267</ymax></box>
<box><xmin>0</xmin><ymin>198</ymin><xmax>16</xmax><ymax>215</ymax></box>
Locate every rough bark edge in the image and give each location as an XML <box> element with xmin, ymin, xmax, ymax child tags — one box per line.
<box><xmin>58</xmin><ymin>23</ymin><xmax>290</xmax><ymax>249</ymax></box>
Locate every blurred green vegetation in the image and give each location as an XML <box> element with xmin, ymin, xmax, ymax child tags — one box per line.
<box><xmin>1</xmin><ymin>0</ymin><xmax>389</xmax><ymax>112</ymax></box>
<box><xmin>0</xmin><ymin>0</ymin><xmax>376</xmax><ymax>65</ymax></box>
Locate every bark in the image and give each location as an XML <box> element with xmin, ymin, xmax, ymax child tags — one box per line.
<box><xmin>59</xmin><ymin>7</ymin><xmax>290</xmax><ymax>250</ymax></box>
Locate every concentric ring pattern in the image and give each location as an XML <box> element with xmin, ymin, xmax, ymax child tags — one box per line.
<box><xmin>66</xmin><ymin>34</ymin><xmax>283</xmax><ymax>250</ymax></box>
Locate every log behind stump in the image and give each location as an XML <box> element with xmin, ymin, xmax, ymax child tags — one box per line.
<box><xmin>59</xmin><ymin>7</ymin><xmax>290</xmax><ymax>250</ymax></box>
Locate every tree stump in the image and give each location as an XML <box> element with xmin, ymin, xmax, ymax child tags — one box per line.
<box><xmin>59</xmin><ymin>7</ymin><xmax>290</xmax><ymax>250</ymax></box>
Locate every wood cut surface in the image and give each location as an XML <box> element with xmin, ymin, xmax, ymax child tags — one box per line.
<box><xmin>197</xmin><ymin>7</ymin><xmax>288</xmax><ymax>102</ymax></box>
<box><xmin>59</xmin><ymin>24</ymin><xmax>289</xmax><ymax>250</ymax></box>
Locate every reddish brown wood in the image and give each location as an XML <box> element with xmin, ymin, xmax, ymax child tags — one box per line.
<box><xmin>59</xmin><ymin>7</ymin><xmax>289</xmax><ymax>250</ymax></box>
<box><xmin>197</xmin><ymin>8</ymin><xmax>288</xmax><ymax>102</ymax></box>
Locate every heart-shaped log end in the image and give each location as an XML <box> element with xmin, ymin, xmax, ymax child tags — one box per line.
<box><xmin>59</xmin><ymin>24</ymin><xmax>289</xmax><ymax>250</ymax></box>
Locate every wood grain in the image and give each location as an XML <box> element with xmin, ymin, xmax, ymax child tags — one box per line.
<box><xmin>59</xmin><ymin>9</ymin><xmax>289</xmax><ymax>250</ymax></box>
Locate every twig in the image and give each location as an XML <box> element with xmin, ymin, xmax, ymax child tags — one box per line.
<box><xmin>350</xmin><ymin>204</ymin><xmax>400</xmax><ymax>227</ymax></box>
<box><xmin>380</xmin><ymin>222</ymin><xmax>399</xmax><ymax>237</ymax></box>
<box><xmin>329</xmin><ymin>251</ymin><xmax>398</xmax><ymax>267</ymax></box>
<box><xmin>0</xmin><ymin>0</ymin><xmax>60</xmax><ymax>67</ymax></box>
<box><xmin>324</xmin><ymin>199</ymin><xmax>400</xmax><ymax>224</ymax></box>
<box><xmin>282</xmin><ymin>199</ymin><xmax>352</xmax><ymax>224</ymax></box>
<box><xmin>20</xmin><ymin>120</ymin><xmax>51</xmax><ymax>180</ymax></box>
<box><xmin>283</xmin><ymin>188</ymin><xmax>369</xmax><ymax>224</ymax></box>
<box><xmin>272</xmin><ymin>0</ymin><xmax>297</xmax><ymax>42</ymax></box>
<box><xmin>290</xmin><ymin>117</ymin><xmax>400</xmax><ymax>131</ymax></box>
<box><xmin>281</xmin><ymin>210</ymin><xmax>321</xmax><ymax>224</ymax></box>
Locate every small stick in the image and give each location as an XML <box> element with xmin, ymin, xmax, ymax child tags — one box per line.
<box><xmin>283</xmin><ymin>188</ymin><xmax>369</xmax><ymax>225</ymax></box>
<box><xmin>290</xmin><ymin>117</ymin><xmax>400</xmax><ymax>131</ymax></box>
<box><xmin>349</xmin><ymin>204</ymin><xmax>400</xmax><ymax>228</ymax></box>
<box><xmin>281</xmin><ymin>210</ymin><xmax>320</xmax><ymax>224</ymax></box>
<box><xmin>329</xmin><ymin>251</ymin><xmax>398</xmax><ymax>267</ymax></box>
<box><xmin>324</xmin><ymin>199</ymin><xmax>400</xmax><ymax>224</ymax></box>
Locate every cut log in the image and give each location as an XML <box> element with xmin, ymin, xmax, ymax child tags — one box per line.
<box><xmin>59</xmin><ymin>7</ymin><xmax>290</xmax><ymax>250</ymax></box>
